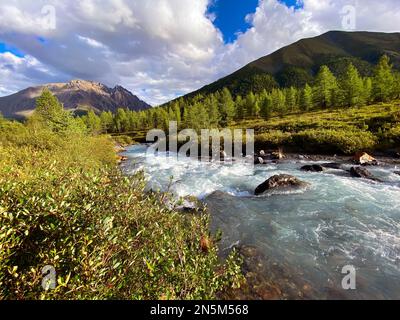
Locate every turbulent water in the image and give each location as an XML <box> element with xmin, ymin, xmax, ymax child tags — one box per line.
<box><xmin>123</xmin><ymin>144</ymin><xmax>400</xmax><ymax>299</ymax></box>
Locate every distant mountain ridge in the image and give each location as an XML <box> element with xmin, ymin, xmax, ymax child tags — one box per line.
<box><xmin>184</xmin><ymin>31</ymin><xmax>400</xmax><ymax>98</ymax></box>
<box><xmin>0</xmin><ymin>80</ymin><xmax>151</xmax><ymax>119</ymax></box>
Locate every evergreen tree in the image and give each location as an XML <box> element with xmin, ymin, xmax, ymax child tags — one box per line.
<box><xmin>285</xmin><ymin>87</ymin><xmax>297</xmax><ymax>112</ymax></box>
<box><xmin>114</xmin><ymin>108</ymin><xmax>129</xmax><ymax>132</ymax></box>
<box><xmin>33</xmin><ymin>88</ymin><xmax>74</xmax><ymax>133</ymax></box>
<box><xmin>84</xmin><ymin>110</ymin><xmax>102</xmax><ymax>134</ymax></box>
<box><xmin>260</xmin><ymin>94</ymin><xmax>272</xmax><ymax>120</ymax></box>
<box><xmin>313</xmin><ymin>66</ymin><xmax>338</xmax><ymax>108</ymax></box>
<box><xmin>100</xmin><ymin>111</ymin><xmax>114</xmax><ymax>133</ymax></box>
<box><xmin>245</xmin><ymin>92</ymin><xmax>256</xmax><ymax>118</ymax></box>
<box><xmin>341</xmin><ymin>63</ymin><xmax>364</xmax><ymax>107</ymax></box>
<box><xmin>394</xmin><ymin>73</ymin><xmax>400</xmax><ymax>99</ymax></box>
<box><xmin>363</xmin><ymin>78</ymin><xmax>373</xmax><ymax>105</ymax></box>
<box><xmin>271</xmin><ymin>89</ymin><xmax>286</xmax><ymax>116</ymax></box>
<box><xmin>372</xmin><ymin>55</ymin><xmax>395</xmax><ymax>102</ymax></box>
<box><xmin>220</xmin><ymin>88</ymin><xmax>235</xmax><ymax>125</ymax></box>
<box><xmin>235</xmin><ymin>96</ymin><xmax>245</xmax><ymax>120</ymax></box>
<box><xmin>300</xmin><ymin>84</ymin><xmax>313</xmax><ymax>111</ymax></box>
<box><xmin>207</xmin><ymin>95</ymin><xmax>221</xmax><ymax>128</ymax></box>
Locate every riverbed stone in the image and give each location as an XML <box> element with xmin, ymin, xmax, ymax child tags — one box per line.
<box><xmin>301</xmin><ymin>164</ymin><xmax>325</xmax><ymax>172</ymax></box>
<box><xmin>353</xmin><ymin>152</ymin><xmax>378</xmax><ymax>166</ymax></box>
<box><xmin>350</xmin><ymin>167</ymin><xmax>382</xmax><ymax>182</ymax></box>
<box><xmin>255</xmin><ymin>174</ymin><xmax>309</xmax><ymax>195</ymax></box>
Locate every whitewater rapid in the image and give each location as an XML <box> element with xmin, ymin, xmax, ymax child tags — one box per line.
<box><xmin>123</xmin><ymin>144</ymin><xmax>400</xmax><ymax>299</ymax></box>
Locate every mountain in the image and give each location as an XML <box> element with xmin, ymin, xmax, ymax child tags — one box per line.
<box><xmin>0</xmin><ymin>80</ymin><xmax>151</xmax><ymax>119</ymax></box>
<box><xmin>186</xmin><ymin>31</ymin><xmax>400</xmax><ymax>98</ymax></box>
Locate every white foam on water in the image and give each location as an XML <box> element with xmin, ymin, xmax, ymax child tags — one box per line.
<box><xmin>123</xmin><ymin>144</ymin><xmax>400</xmax><ymax>298</ymax></box>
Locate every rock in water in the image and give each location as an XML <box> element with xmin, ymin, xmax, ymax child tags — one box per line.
<box><xmin>321</xmin><ymin>162</ymin><xmax>343</xmax><ymax>170</ymax></box>
<box><xmin>353</xmin><ymin>152</ymin><xmax>378</xmax><ymax>165</ymax></box>
<box><xmin>395</xmin><ymin>171</ymin><xmax>400</xmax><ymax>176</ymax></box>
<box><xmin>255</xmin><ymin>157</ymin><xmax>264</xmax><ymax>165</ymax></box>
<box><xmin>301</xmin><ymin>164</ymin><xmax>325</xmax><ymax>172</ymax></box>
<box><xmin>255</xmin><ymin>174</ymin><xmax>309</xmax><ymax>195</ymax></box>
<box><xmin>350</xmin><ymin>167</ymin><xmax>382</xmax><ymax>182</ymax></box>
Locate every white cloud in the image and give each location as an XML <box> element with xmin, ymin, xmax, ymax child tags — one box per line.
<box><xmin>0</xmin><ymin>0</ymin><xmax>400</xmax><ymax>105</ymax></box>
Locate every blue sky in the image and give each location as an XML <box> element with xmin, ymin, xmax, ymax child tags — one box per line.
<box><xmin>209</xmin><ymin>0</ymin><xmax>302</xmax><ymax>43</ymax></box>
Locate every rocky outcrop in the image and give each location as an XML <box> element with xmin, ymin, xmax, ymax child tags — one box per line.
<box><xmin>350</xmin><ymin>167</ymin><xmax>382</xmax><ymax>182</ymax></box>
<box><xmin>301</xmin><ymin>164</ymin><xmax>325</xmax><ymax>172</ymax></box>
<box><xmin>353</xmin><ymin>152</ymin><xmax>378</xmax><ymax>166</ymax></box>
<box><xmin>255</xmin><ymin>174</ymin><xmax>309</xmax><ymax>195</ymax></box>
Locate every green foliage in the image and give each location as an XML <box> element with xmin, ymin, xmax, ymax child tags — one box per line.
<box><xmin>341</xmin><ymin>63</ymin><xmax>365</xmax><ymax>107</ymax></box>
<box><xmin>373</xmin><ymin>55</ymin><xmax>395</xmax><ymax>102</ymax></box>
<box><xmin>32</xmin><ymin>89</ymin><xmax>82</xmax><ymax>135</ymax></box>
<box><xmin>293</xmin><ymin>129</ymin><xmax>377</xmax><ymax>154</ymax></box>
<box><xmin>313</xmin><ymin>65</ymin><xmax>338</xmax><ymax>108</ymax></box>
<box><xmin>300</xmin><ymin>84</ymin><xmax>313</xmax><ymax>111</ymax></box>
<box><xmin>0</xmin><ymin>94</ymin><xmax>243</xmax><ymax>300</ymax></box>
<box><xmin>0</xmin><ymin>145</ymin><xmax>242</xmax><ymax>299</ymax></box>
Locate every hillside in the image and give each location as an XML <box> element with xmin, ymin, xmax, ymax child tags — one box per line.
<box><xmin>0</xmin><ymin>80</ymin><xmax>151</xmax><ymax>119</ymax></box>
<box><xmin>186</xmin><ymin>31</ymin><xmax>400</xmax><ymax>97</ymax></box>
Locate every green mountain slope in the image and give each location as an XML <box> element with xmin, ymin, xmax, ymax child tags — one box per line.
<box><xmin>188</xmin><ymin>31</ymin><xmax>400</xmax><ymax>97</ymax></box>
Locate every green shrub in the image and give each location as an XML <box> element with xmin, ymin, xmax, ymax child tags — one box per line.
<box><xmin>254</xmin><ymin>130</ymin><xmax>292</xmax><ymax>147</ymax></box>
<box><xmin>0</xmin><ymin>126</ymin><xmax>243</xmax><ymax>300</ymax></box>
<box><xmin>112</xmin><ymin>135</ymin><xmax>134</xmax><ymax>147</ymax></box>
<box><xmin>293</xmin><ymin>129</ymin><xmax>378</xmax><ymax>154</ymax></box>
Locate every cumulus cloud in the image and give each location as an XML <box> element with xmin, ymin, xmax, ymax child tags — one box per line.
<box><xmin>0</xmin><ymin>0</ymin><xmax>400</xmax><ymax>105</ymax></box>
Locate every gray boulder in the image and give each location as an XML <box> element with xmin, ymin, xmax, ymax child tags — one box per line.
<box><xmin>255</xmin><ymin>174</ymin><xmax>309</xmax><ymax>195</ymax></box>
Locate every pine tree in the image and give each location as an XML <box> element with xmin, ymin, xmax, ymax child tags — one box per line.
<box><xmin>100</xmin><ymin>111</ymin><xmax>113</xmax><ymax>133</ymax></box>
<box><xmin>372</xmin><ymin>55</ymin><xmax>395</xmax><ymax>102</ymax></box>
<box><xmin>235</xmin><ymin>96</ymin><xmax>245</xmax><ymax>121</ymax></box>
<box><xmin>300</xmin><ymin>84</ymin><xmax>313</xmax><ymax>111</ymax></box>
<box><xmin>114</xmin><ymin>108</ymin><xmax>129</xmax><ymax>132</ymax></box>
<box><xmin>271</xmin><ymin>89</ymin><xmax>286</xmax><ymax>116</ymax></box>
<box><xmin>245</xmin><ymin>92</ymin><xmax>256</xmax><ymax>118</ymax></box>
<box><xmin>341</xmin><ymin>63</ymin><xmax>364</xmax><ymax>107</ymax></box>
<box><xmin>362</xmin><ymin>78</ymin><xmax>373</xmax><ymax>105</ymax></box>
<box><xmin>84</xmin><ymin>110</ymin><xmax>102</xmax><ymax>134</ymax></box>
<box><xmin>313</xmin><ymin>66</ymin><xmax>338</xmax><ymax>108</ymax></box>
<box><xmin>260</xmin><ymin>94</ymin><xmax>272</xmax><ymax>120</ymax></box>
<box><xmin>33</xmin><ymin>88</ymin><xmax>74</xmax><ymax>133</ymax></box>
<box><xmin>207</xmin><ymin>95</ymin><xmax>221</xmax><ymax>128</ymax></box>
<box><xmin>394</xmin><ymin>72</ymin><xmax>400</xmax><ymax>99</ymax></box>
<box><xmin>285</xmin><ymin>87</ymin><xmax>297</xmax><ymax>112</ymax></box>
<box><xmin>219</xmin><ymin>88</ymin><xmax>235</xmax><ymax>125</ymax></box>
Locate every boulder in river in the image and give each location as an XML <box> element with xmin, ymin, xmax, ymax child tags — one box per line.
<box><xmin>350</xmin><ymin>167</ymin><xmax>382</xmax><ymax>182</ymax></box>
<box><xmin>254</xmin><ymin>157</ymin><xmax>264</xmax><ymax>165</ymax></box>
<box><xmin>301</xmin><ymin>164</ymin><xmax>325</xmax><ymax>172</ymax></box>
<box><xmin>255</xmin><ymin>174</ymin><xmax>309</xmax><ymax>195</ymax></box>
<box><xmin>320</xmin><ymin>162</ymin><xmax>344</xmax><ymax>170</ymax></box>
<box><xmin>353</xmin><ymin>152</ymin><xmax>378</xmax><ymax>166</ymax></box>
<box><xmin>394</xmin><ymin>171</ymin><xmax>400</xmax><ymax>176</ymax></box>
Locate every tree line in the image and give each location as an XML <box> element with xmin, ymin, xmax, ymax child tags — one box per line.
<box><xmin>83</xmin><ymin>55</ymin><xmax>400</xmax><ymax>134</ymax></box>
